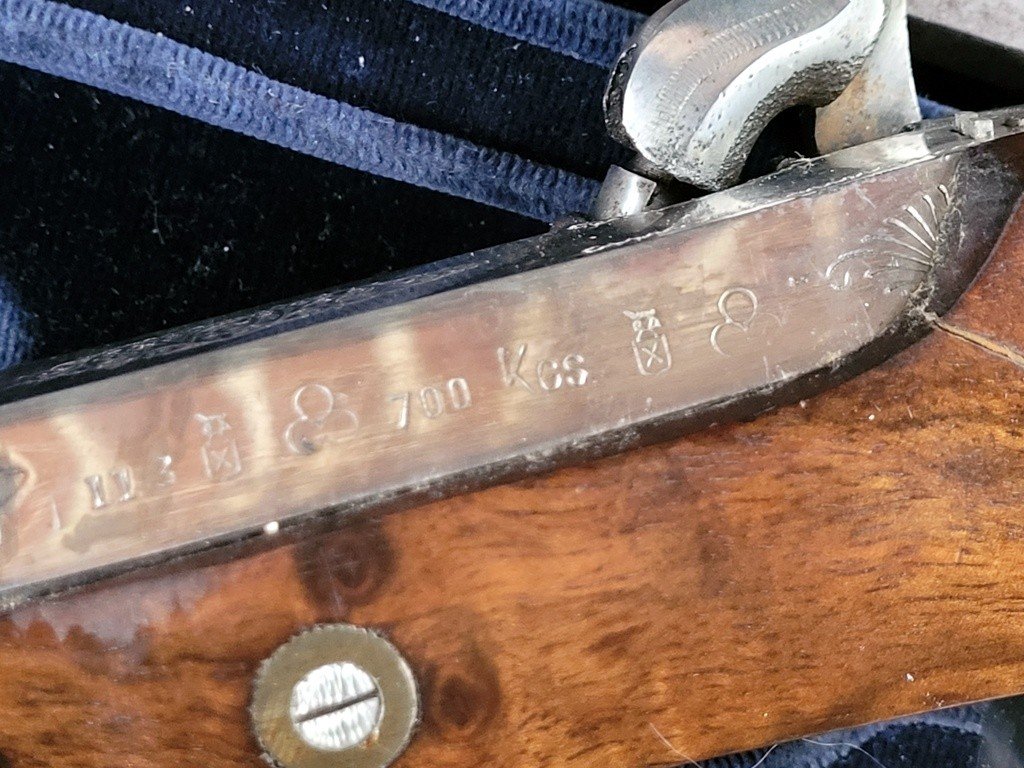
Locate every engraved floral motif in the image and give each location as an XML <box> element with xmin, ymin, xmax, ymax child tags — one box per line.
<box><xmin>827</xmin><ymin>184</ymin><xmax>951</xmax><ymax>295</ymax></box>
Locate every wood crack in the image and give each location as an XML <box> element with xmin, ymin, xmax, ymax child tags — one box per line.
<box><xmin>931</xmin><ymin>317</ymin><xmax>1024</xmax><ymax>372</ymax></box>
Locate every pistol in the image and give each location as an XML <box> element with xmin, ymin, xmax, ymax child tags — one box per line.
<box><xmin>0</xmin><ymin>0</ymin><xmax>1023</xmax><ymax>766</ymax></box>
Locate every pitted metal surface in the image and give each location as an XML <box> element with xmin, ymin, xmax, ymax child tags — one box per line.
<box><xmin>604</xmin><ymin>0</ymin><xmax>920</xmax><ymax>191</ymax></box>
<box><xmin>816</xmin><ymin>0</ymin><xmax>920</xmax><ymax>154</ymax></box>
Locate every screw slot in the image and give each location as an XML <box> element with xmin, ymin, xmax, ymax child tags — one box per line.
<box><xmin>251</xmin><ymin>624</ymin><xmax>419</xmax><ymax>768</ymax></box>
<box><xmin>290</xmin><ymin>662</ymin><xmax>384</xmax><ymax>751</ymax></box>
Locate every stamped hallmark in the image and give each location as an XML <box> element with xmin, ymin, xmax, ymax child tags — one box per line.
<box><xmin>156</xmin><ymin>454</ymin><xmax>177</xmax><ymax>487</ymax></box>
<box><xmin>497</xmin><ymin>344</ymin><xmax>590</xmax><ymax>393</ymax></box>
<box><xmin>389</xmin><ymin>377</ymin><xmax>472</xmax><ymax>429</ymax></box>
<box><xmin>497</xmin><ymin>344</ymin><xmax>533</xmax><ymax>391</ymax></box>
<box><xmin>711</xmin><ymin>288</ymin><xmax>760</xmax><ymax>356</ymax></box>
<box><xmin>284</xmin><ymin>384</ymin><xmax>359</xmax><ymax>455</ymax></box>
<box><xmin>196</xmin><ymin>413</ymin><xmax>243</xmax><ymax>480</ymax></box>
<box><xmin>624</xmin><ymin>309</ymin><xmax>673</xmax><ymax>376</ymax></box>
<box><xmin>84</xmin><ymin>467</ymin><xmax>136</xmax><ymax>509</ymax></box>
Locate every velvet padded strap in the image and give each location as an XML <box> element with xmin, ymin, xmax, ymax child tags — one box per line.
<box><xmin>407</xmin><ymin>0</ymin><xmax>644</xmax><ymax>67</ymax></box>
<box><xmin>0</xmin><ymin>0</ymin><xmax>600</xmax><ymax>222</ymax></box>
<box><xmin>52</xmin><ymin>0</ymin><xmax>631</xmax><ymax>179</ymax></box>
<box><xmin>0</xmin><ymin>279</ymin><xmax>29</xmax><ymax>370</ymax></box>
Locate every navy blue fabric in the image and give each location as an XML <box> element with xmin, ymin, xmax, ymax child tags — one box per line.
<box><xmin>0</xmin><ymin>0</ymin><xmax>598</xmax><ymax>222</ymax></box>
<box><xmin>0</xmin><ymin>0</ymin><xmax>636</xmax><ymax>360</ymax></box>
<box><xmin>0</xmin><ymin>0</ymin><xmax>969</xmax><ymax>380</ymax></box>
<box><xmin>920</xmin><ymin>95</ymin><xmax>956</xmax><ymax>119</ymax></box>
<box><xmin>834</xmin><ymin>723</ymin><xmax>981</xmax><ymax>768</ymax></box>
<box><xmin>59</xmin><ymin>0</ymin><xmax>630</xmax><ymax>180</ymax></box>
<box><xmin>407</xmin><ymin>0</ymin><xmax>644</xmax><ymax>67</ymax></box>
<box><xmin>696</xmin><ymin>706</ymin><xmax>985</xmax><ymax>768</ymax></box>
<box><xmin>0</xmin><ymin>63</ymin><xmax>546</xmax><ymax>359</ymax></box>
<box><xmin>48</xmin><ymin>0</ymin><xmax>948</xmax><ymax>184</ymax></box>
<box><xmin>0</xmin><ymin>0</ymin><xmax>962</xmax><ymax>236</ymax></box>
<box><xmin>0</xmin><ymin>278</ymin><xmax>29</xmax><ymax>370</ymax></box>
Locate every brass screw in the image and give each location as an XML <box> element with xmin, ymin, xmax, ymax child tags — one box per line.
<box><xmin>251</xmin><ymin>624</ymin><xmax>419</xmax><ymax>768</ymax></box>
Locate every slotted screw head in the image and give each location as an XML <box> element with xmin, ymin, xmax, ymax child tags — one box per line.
<box><xmin>251</xmin><ymin>624</ymin><xmax>419</xmax><ymax>768</ymax></box>
<box><xmin>290</xmin><ymin>661</ymin><xmax>383</xmax><ymax>751</ymax></box>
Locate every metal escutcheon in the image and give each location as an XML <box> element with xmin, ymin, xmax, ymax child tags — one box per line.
<box><xmin>251</xmin><ymin>624</ymin><xmax>420</xmax><ymax>768</ymax></box>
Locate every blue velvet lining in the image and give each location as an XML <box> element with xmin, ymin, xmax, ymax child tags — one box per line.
<box><xmin>0</xmin><ymin>0</ymin><xmax>600</xmax><ymax>224</ymax></box>
<box><xmin>920</xmin><ymin>95</ymin><xmax>956</xmax><ymax>119</ymax></box>
<box><xmin>0</xmin><ymin>278</ymin><xmax>29</xmax><ymax>369</ymax></box>
<box><xmin>407</xmin><ymin>0</ymin><xmax>644</xmax><ymax>67</ymax></box>
<box><xmin>58</xmin><ymin>0</ymin><xmax>629</xmax><ymax>179</ymax></box>
<box><xmin>0</xmin><ymin>0</ymin><xmax>961</xmax><ymax>370</ymax></box>
<box><xmin>0</xmin><ymin>0</ymin><xmax>956</xmax><ymax>240</ymax></box>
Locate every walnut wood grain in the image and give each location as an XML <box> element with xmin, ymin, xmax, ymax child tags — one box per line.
<box><xmin>3</xmin><ymin>207</ymin><xmax>1024</xmax><ymax>768</ymax></box>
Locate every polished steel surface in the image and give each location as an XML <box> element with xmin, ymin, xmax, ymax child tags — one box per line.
<box><xmin>604</xmin><ymin>0</ymin><xmax>919</xmax><ymax>191</ymax></box>
<box><xmin>0</xmin><ymin>115</ymin><xmax>1020</xmax><ymax>609</ymax></box>
<box><xmin>591</xmin><ymin>164</ymin><xmax>660</xmax><ymax>220</ymax></box>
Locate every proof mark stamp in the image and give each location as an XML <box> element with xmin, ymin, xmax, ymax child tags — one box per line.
<box><xmin>624</xmin><ymin>309</ymin><xmax>673</xmax><ymax>376</ymax></box>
